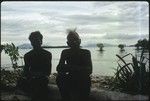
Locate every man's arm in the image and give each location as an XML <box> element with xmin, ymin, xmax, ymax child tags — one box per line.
<box><xmin>23</xmin><ymin>54</ymin><xmax>30</xmax><ymax>77</ymax></box>
<box><xmin>85</xmin><ymin>50</ymin><xmax>93</xmax><ymax>75</ymax></box>
<box><xmin>47</xmin><ymin>52</ymin><xmax>52</xmax><ymax>76</ymax></box>
<box><xmin>57</xmin><ymin>50</ymin><xmax>69</xmax><ymax>73</ymax></box>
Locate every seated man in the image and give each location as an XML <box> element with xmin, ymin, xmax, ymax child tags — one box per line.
<box><xmin>56</xmin><ymin>30</ymin><xmax>92</xmax><ymax>101</ymax></box>
<box><xmin>22</xmin><ymin>31</ymin><xmax>52</xmax><ymax>100</ymax></box>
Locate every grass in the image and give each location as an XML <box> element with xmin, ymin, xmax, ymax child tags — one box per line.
<box><xmin>111</xmin><ymin>49</ymin><xmax>149</xmax><ymax>95</ymax></box>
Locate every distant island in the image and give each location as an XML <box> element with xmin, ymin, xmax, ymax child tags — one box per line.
<box><xmin>17</xmin><ymin>44</ymin><xmax>32</xmax><ymax>49</ymax></box>
<box><xmin>83</xmin><ymin>43</ymin><xmax>118</xmax><ymax>47</ymax></box>
<box><xmin>42</xmin><ymin>46</ymin><xmax>69</xmax><ymax>48</ymax></box>
<box><xmin>17</xmin><ymin>43</ymin><xmax>136</xmax><ymax>49</ymax></box>
<box><xmin>17</xmin><ymin>43</ymin><xmax>69</xmax><ymax>49</ymax></box>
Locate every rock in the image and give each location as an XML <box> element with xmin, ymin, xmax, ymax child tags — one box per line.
<box><xmin>1</xmin><ymin>93</ymin><xmax>31</xmax><ymax>101</ymax></box>
<box><xmin>1</xmin><ymin>85</ymin><xmax>148</xmax><ymax>101</ymax></box>
<box><xmin>91</xmin><ymin>87</ymin><xmax>149</xmax><ymax>101</ymax></box>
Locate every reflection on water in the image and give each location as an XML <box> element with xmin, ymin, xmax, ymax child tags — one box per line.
<box><xmin>97</xmin><ymin>50</ymin><xmax>104</xmax><ymax>57</ymax></box>
<box><xmin>1</xmin><ymin>47</ymin><xmax>149</xmax><ymax>76</ymax></box>
<box><xmin>119</xmin><ymin>50</ymin><xmax>125</xmax><ymax>54</ymax></box>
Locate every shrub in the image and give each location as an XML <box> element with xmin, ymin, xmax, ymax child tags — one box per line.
<box><xmin>1</xmin><ymin>69</ymin><xmax>23</xmax><ymax>90</ymax></box>
<box><xmin>111</xmin><ymin>49</ymin><xmax>149</xmax><ymax>95</ymax></box>
<box><xmin>97</xmin><ymin>43</ymin><xmax>104</xmax><ymax>51</ymax></box>
<box><xmin>2</xmin><ymin>43</ymin><xmax>20</xmax><ymax>70</ymax></box>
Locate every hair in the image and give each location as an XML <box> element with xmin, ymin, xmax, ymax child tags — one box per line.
<box><xmin>66</xmin><ymin>29</ymin><xmax>81</xmax><ymax>48</ymax></box>
<box><xmin>29</xmin><ymin>31</ymin><xmax>43</xmax><ymax>41</ymax></box>
<box><xmin>67</xmin><ymin>30</ymin><xmax>80</xmax><ymax>40</ymax></box>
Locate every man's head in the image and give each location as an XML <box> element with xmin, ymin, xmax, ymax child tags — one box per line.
<box><xmin>29</xmin><ymin>31</ymin><xmax>43</xmax><ymax>49</ymax></box>
<box><xmin>67</xmin><ymin>30</ymin><xmax>81</xmax><ymax>48</ymax></box>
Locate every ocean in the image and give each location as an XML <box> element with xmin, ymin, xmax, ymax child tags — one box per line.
<box><xmin>1</xmin><ymin>47</ymin><xmax>149</xmax><ymax>76</ymax></box>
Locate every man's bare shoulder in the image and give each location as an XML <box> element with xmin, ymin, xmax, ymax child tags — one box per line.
<box><xmin>42</xmin><ymin>49</ymin><xmax>52</xmax><ymax>55</ymax></box>
<box><xmin>24</xmin><ymin>50</ymin><xmax>33</xmax><ymax>57</ymax></box>
<box><xmin>62</xmin><ymin>49</ymin><xmax>70</xmax><ymax>52</ymax></box>
<box><xmin>80</xmin><ymin>49</ymin><xmax>91</xmax><ymax>54</ymax></box>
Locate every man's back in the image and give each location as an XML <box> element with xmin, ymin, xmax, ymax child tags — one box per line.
<box><xmin>56</xmin><ymin>30</ymin><xmax>92</xmax><ymax>101</ymax></box>
<box><xmin>20</xmin><ymin>31</ymin><xmax>52</xmax><ymax>100</ymax></box>
<box><xmin>63</xmin><ymin>48</ymin><xmax>91</xmax><ymax>65</ymax></box>
<box><xmin>24</xmin><ymin>48</ymin><xmax>52</xmax><ymax>77</ymax></box>
<box><xmin>58</xmin><ymin>48</ymin><xmax>92</xmax><ymax>76</ymax></box>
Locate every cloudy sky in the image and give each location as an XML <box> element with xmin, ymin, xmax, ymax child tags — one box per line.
<box><xmin>1</xmin><ymin>1</ymin><xmax>149</xmax><ymax>46</ymax></box>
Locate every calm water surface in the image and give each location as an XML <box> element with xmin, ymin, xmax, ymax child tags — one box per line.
<box><xmin>1</xmin><ymin>47</ymin><xmax>149</xmax><ymax>76</ymax></box>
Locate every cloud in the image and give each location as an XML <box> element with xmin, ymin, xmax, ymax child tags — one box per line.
<box><xmin>103</xmin><ymin>33</ymin><xmax>149</xmax><ymax>40</ymax></box>
<box><xmin>1</xmin><ymin>1</ymin><xmax>149</xmax><ymax>45</ymax></box>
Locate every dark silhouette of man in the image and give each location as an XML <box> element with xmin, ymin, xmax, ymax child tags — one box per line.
<box><xmin>23</xmin><ymin>31</ymin><xmax>52</xmax><ymax>101</ymax></box>
<box><xmin>56</xmin><ymin>30</ymin><xmax>92</xmax><ymax>101</ymax></box>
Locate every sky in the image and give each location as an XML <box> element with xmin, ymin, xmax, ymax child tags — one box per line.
<box><xmin>1</xmin><ymin>1</ymin><xmax>149</xmax><ymax>46</ymax></box>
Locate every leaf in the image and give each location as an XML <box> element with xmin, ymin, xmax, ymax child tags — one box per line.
<box><xmin>116</xmin><ymin>54</ymin><xmax>130</xmax><ymax>69</ymax></box>
<box><xmin>132</xmin><ymin>56</ymin><xmax>139</xmax><ymax>73</ymax></box>
<box><xmin>121</xmin><ymin>53</ymin><xmax>132</xmax><ymax>59</ymax></box>
<box><xmin>140</xmin><ymin>48</ymin><xmax>145</xmax><ymax>63</ymax></box>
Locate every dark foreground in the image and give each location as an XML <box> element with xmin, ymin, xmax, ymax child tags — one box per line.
<box><xmin>1</xmin><ymin>84</ymin><xmax>148</xmax><ymax>101</ymax></box>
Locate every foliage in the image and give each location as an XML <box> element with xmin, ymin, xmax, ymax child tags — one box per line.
<box><xmin>135</xmin><ymin>38</ymin><xmax>149</xmax><ymax>50</ymax></box>
<box><xmin>1</xmin><ymin>43</ymin><xmax>24</xmax><ymax>91</ymax></box>
<box><xmin>1</xmin><ymin>69</ymin><xmax>23</xmax><ymax>90</ymax></box>
<box><xmin>111</xmin><ymin>49</ymin><xmax>149</xmax><ymax>95</ymax></box>
<box><xmin>118</xmin><ymin>44</ymin><xmax>125</xmax><ymax>51</ymax></box>
<box><xmin>97</xmin><ymin>43</ymin><xmax>104</xmax><ymax>51</ymax></box>
<box><xmin>0</xmin><ymin>44</ymin><xmax>5</xmax><ymax>52</ymax></box>
<box><xmin>1</xmin><ymin>43</ymin><xmax>20</xmax><ymax>70</ymax></box>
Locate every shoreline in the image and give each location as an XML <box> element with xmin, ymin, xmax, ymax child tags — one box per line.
<box><xmin>1</xmin><ymin>83</ymin><xmax>149</xmax><ymax>101</ymax></box>
<box><xmin>49</xmin><ymin>73</ymin><xmax>113</xmax><ymax>90</ymax></box>
<box><xmin>1</xmin><ymin>70</ymin><xmax>149</xmax><ymax>100</ymax></box>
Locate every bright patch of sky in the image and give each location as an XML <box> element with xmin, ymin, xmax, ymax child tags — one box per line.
<box><xmin>1</xmin><ymin>1</ymin><xmax>149</xmax><ymax>46</ymax></box>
